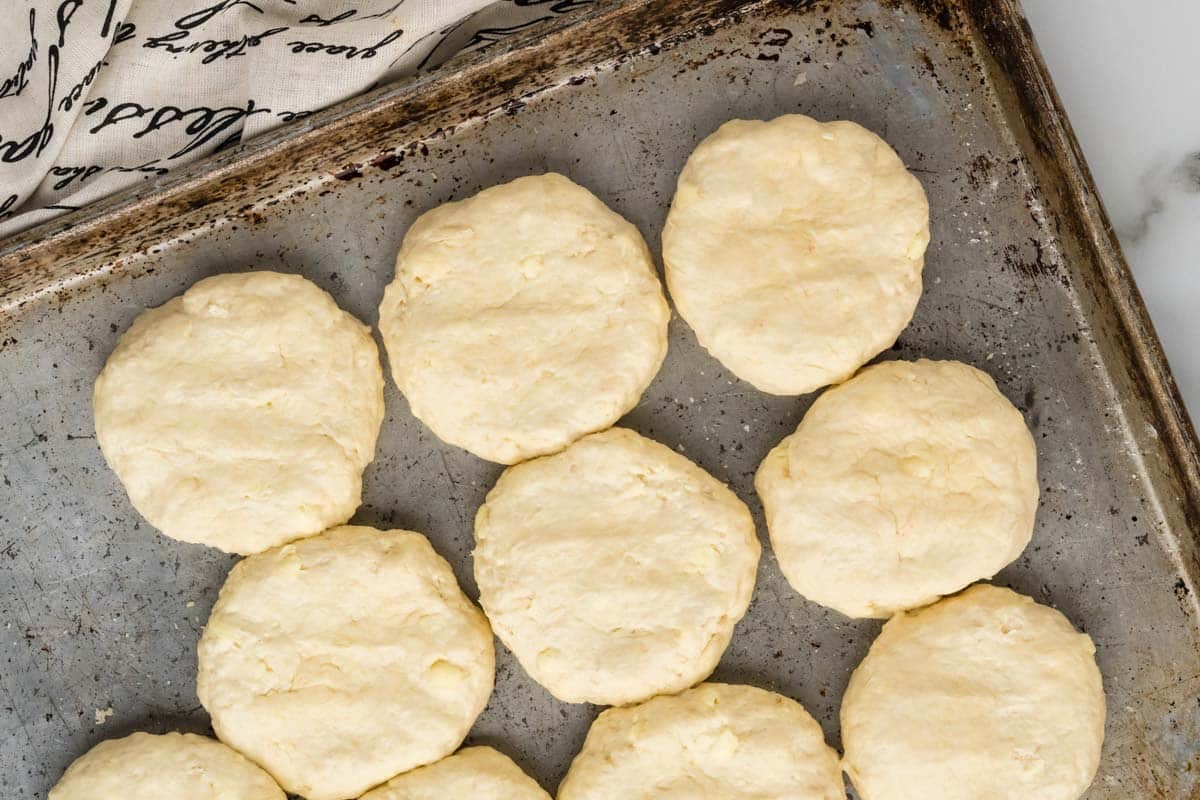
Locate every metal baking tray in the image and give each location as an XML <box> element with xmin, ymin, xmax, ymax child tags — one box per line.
<box><xmin>2</xmin><ymin>0</ymin><xmax>1198</xmax><ymax>797</ymax></box>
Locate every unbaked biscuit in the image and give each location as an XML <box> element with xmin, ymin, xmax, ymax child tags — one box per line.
<box><xmin>358</xmin><ymin>746</ymin><xmax>549</xmax><ymax>800</ymax></box>
<box><xmin>94</xmin><ymin>271</ymin><xmax>384</xmax><ymax>554</ymax></box>
<box><xmin>473</xmin><ymin>428</ymin><xmax>759</xmax><ymax>705</ymax></box>
<box><xmin>841</xmin><ymin>584</ymin><xmax>1105</xmax><ymax>800</ymax></box>
<box><xmin>379</xmin><ymin>173</ymin><xmax>669</xmax><ymax>464</ymax></box>
<box><xmin>558</xmin><ymin>683</ymin><xmax>844</xmax><ymax>800</ymax></box>
<box><xmin>197</xmin><ymin>526</ymin><xmax>494</xmax><ymax>800</ymax></box>
<box><xmin>49</xmin><ymin>732</ymin><xmax>283</xmax><ymax>800</ymax></box>
<box><xmin>756</xmin><ymin>359</ymin><xmax>1037</xmax><ymax>617</ymax></box>
<box><xmin>663</xmin><ymin>115</ymin><xmax>929</xmax><ymax>395</ymax></box>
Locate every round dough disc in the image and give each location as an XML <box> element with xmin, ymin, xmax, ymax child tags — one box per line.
<box><xmin>359</xmin><ymin>747</ymin><xmax>550</xmax><ymax>800</ymax></box>
<box><xmin>663</xmin><ymin>115</ymin><xmax>930</xmax><ymax>395</ymax></box>
<box><xmin>473</xmin><ymin>428</ymin><xmax>759</xmax><ymax>706</ymax></box>
<box><xmin>94</xmin><ymin>271</ymin><xmax>384</xmax><ymax>554</ymax></box>
<box><xmin>49</xmin><ymin>732</ymin><xmax>284</xmax><ymax>800</ymax></box>
<box><xmin>755</xmin><ymin>359</ymin><xmax>1038</xmax><ymax>618</ymax></box>
<box><xmin>197</xmin><ymin>525</ymin><xmax>495</xmax><ymax>800</ymax></box>
<box><xmin>842</xmin><ymin>584</ymin><xmax>1105</xmax><ymax>800</ymax></box>
<box><xmin>378</xmin><ymin>173</ymin><xmax>669</xmax><ymax>464</ymax></box>
<box><xmin>558</xmin><ymin>682</ymin><xmax>845</xmax><ymax>800</ymax></box>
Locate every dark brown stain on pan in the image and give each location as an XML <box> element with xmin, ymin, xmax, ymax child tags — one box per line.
<box><xmin>1003</xmin><ymin>238</ymin><xmax>1056</xmax><ymax>281</ymax></box>
<box><xmin>901</xmin><ymin>0</ymin><xmax>956</xmax><ymax>31</ymax></box>
<box><xmin>370</xmin><ymin>153</ymin><xmax>404</xmax><ymax>170</ymax></box>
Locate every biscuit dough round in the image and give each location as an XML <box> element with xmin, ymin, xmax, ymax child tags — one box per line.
<box><xmin>94</xmin><ymin>271</ymin><xmax>384</xmax><ymax>554</ymax></box>
<box><xmin>662</xmin><ymin>115</ymin><xmax>930</xmax><ymax>395</ymax></box>
<box><xmin>558</xmin><ymin>682</ymin><xmax>844</xmax><ymax>800</ymax></box>
<box><xmin>197</xmin><ymin>525</ymin><xmax>495</xmax><ymax>800</ymax></box>
<box><xmin>49</xmin><ymin>732</ymin><xmax>284</xmax><ymax>800</ymax></box>
<box><xmin>755</xmin><ymin>359</ymin><xmax>1038</xmax><ymax>618</ymax></box>
<box><xmin>378</xmin><ymin>173</ymin><xmax>669</xmax><ymax>464</ymax></box>
<box><xmin>841</xmin><ymin>584</ymin><xmax>1105</xmax><ymax>800</ymax></box>
<box><xmin>358</xmin><ymin>747</ymin><xmax>550</xmax><ymax>800</ymax></box>
<box><xmin>473</xmin><ymin>428</ymin><xmax>759</xmax><ymax>705</ymax></box>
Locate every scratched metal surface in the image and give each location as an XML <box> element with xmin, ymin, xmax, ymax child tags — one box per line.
<box><xmin>2</xmin><ymin>0</ymin><xmax>1199</xmax><ymax>797</ymax></box>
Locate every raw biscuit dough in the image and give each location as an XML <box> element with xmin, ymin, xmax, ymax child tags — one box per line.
<box><xmin>197</xmin><ymin>525</ymin><xmax>495</xmax><ymax>800</ymax></box>
<box><xmin>49</xmin><ymin>732</ymin><xmax>284</xmax><ymax>800</ymax></box>
<box><xmin>841</xmin><ymin>584</ymin><xmax>1106</xmax><ymax>800</ymax></box>
<box><xmin>93</xmin><ymin>271</ymin><xmax>384</xmax><ymax>554</ymax></box>
<box><xmin>662</xmin><ymin>115</ymin><xmax>930</xmax><ymax>395</ymax></box>
<box><xmin>378</xmin><ymin>173</ymin><xmax>669</xmax><ymax>464</ymax></box>
<box><xmin>358</xmin><ymin>747</ymin><xmax>550</xmax><ymax>800</ymax></box>
<box><xmin>473</xmin><ymin>428</ymin><xmax>759</xmax><ymax>705</ymax></box>
<box><xmin>755</xmin><ymin>359</ymin><xmax>1038</xmax><ymax>618</ymax></box>
<box><xmin>557</xmin><ymin>682</ymin><xmax>845</xmax><ymax>800</ymax></box>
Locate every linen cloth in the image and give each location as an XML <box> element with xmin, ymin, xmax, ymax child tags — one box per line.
<box><xmin>0</xmin><ymin>0</ymin><xmax>589</xmax><ymax>237</ymax></box>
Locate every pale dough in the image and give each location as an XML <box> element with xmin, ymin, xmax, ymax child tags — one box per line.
<box><xmin>358</xmin><ymin>747</ymin><xmax>550</xmax><ymax>800</ymax></box>
<box><xmin>93</xmin><ymin>271</ymin><xmax>384</xmax><ymax>554</ymax></box>
<box><xmin>662</xmin><ymin>115</ymin><xmax>930</xmax><ymax>395</ymax></box>
<box><xmin>197</xmin><ymin>525</ymin><xmax>495</xmax><ymax>800</ymax></box>
<box><xmin>378</xmin><ymin>173</ymin><xmax>669</xmax><ymax>464</ymax></box>
<box><xmin>841</xmin><ymin>584</ymin><xmax>1105</xmax><ymax>800</ymax></box>
<box><xmin>473</xmin><ymin>428</ymin><xmax>759</xmax><ymax>706</ymax></box>
<box><xmin>558</xmin><ymin>682</ymin><xmax>845</xmax><ymax>800</ymax></box>
<box><xmin>49</xmin><ymin>732</ymin><xmax>284</xmax><ymax>800</ymax></box>
<box><xmin>755</xmin><ymin>359</ymin><xmax>1038</xmax><ymax>618</ymax></box>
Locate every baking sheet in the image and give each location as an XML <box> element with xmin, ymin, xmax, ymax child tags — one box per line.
<box><xmin>2</xmin><ymin>0</ymin><xmax>1199</xmax><ymax>797</ymax></box>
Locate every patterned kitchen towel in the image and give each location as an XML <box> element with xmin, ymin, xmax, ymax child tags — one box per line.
<box><xmin>0</xmin><ymin>0</ymin><xmax>591</xmax><ymax>238</ymax></box>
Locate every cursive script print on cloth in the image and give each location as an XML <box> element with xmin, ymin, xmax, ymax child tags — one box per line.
<box><xmin>0</xmin><ymin>0</ymin><xmax>594</xmax><ymax>237</ymax></box>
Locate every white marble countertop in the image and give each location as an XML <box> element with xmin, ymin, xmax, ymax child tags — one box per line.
<box><xmin>1022</xmin><ymin>0</ymin><xmax>1200</xmax><ymax>413</ymax></box>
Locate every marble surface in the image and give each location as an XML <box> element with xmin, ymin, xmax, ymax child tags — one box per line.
<box><xmin>1022</xmin><ymin>0</ymin><xmax>1200</xmax><ymax>414</ymax></box>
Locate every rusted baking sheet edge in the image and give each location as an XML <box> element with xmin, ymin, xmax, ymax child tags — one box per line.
<box><xmin>0</xmin><ymin>0</ymin><xmax>775</xmax><ymax>312</ymax></box>
<box><xmin>967</xmin><ymin>0</ymin><xmax>1200</xmax><ymax>602</ymax></box>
